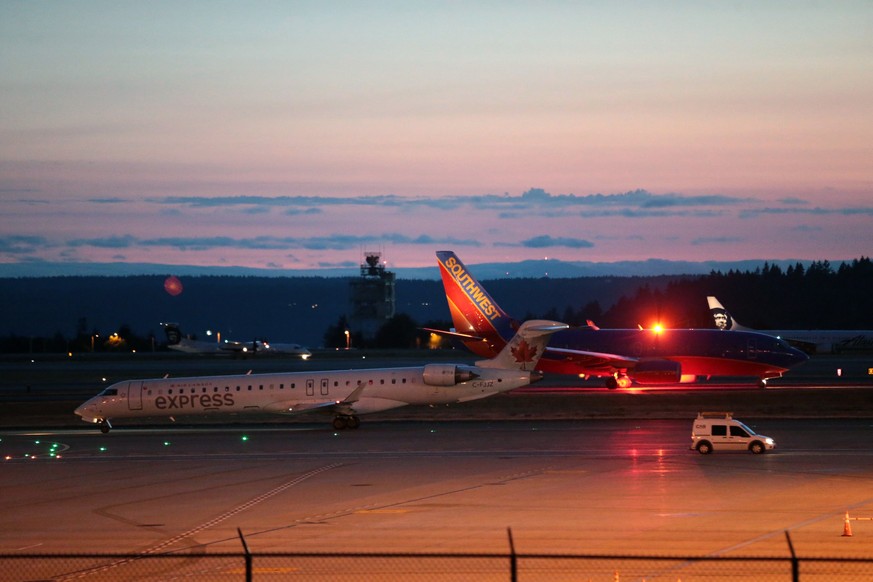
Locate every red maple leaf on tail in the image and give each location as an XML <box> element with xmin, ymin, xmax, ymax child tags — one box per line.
<box><xmin>511</xmin><ymin>339</ymin><xmax>538</xmax><ymax>370</ymax></box>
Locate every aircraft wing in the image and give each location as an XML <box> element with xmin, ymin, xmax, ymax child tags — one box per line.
<box><xmin>544</xmin><ymin>346</ymin><xmax>639</xmax><ymax>371</ymax></box>
<box><xmin>421</xmin><ymin>327</ymin><xmax>488</xmax><ymax>343</ymax></box>
<box><xmin>262</xmin><ymin>400</ymin><xmax>339</xmax><ymax>415</ymax></box>
<box><xmin>425</xmin><ymin>326</ymin><xmax>640</xmax><ymax>372</ymax></box>
<box><xmin>262</xmin><ymin>381</ymin><xmax>369</xmax><ymax>416</ymax></box>
<box><xmin>218</xmin><ymin>340</ymin><xmax>250</xmax><ymax>353</ymax></box>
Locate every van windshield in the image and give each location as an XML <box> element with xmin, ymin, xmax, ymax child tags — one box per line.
<box><xmin>735</xmin><ymin>421</ymin><xmax>756</xmax><ymax>436</ymax></box>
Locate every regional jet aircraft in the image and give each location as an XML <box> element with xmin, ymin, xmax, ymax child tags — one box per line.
<box><xmin>162</xmin><ymin>323</ymin><xmax>311</xmax><ymax>359</ymax></box>
<box><xmin>432</xmin><ymin>251</ymin><xmax>808</xmax><ymax>389</ymax></box>
<box><xmin>708</xmin><ymin>296</ymin><xmax>873</xmax><ymax>354</ymax></box>
<box><xmin>76</xmin><ymin>319</ymin><xmax>566</xmax><ymax>432</ymax></box>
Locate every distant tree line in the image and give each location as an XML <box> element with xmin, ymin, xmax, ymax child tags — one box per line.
<box><xmin>599</xmin><ymin>258</ymin><xmax>873</xmax><ymax>330</ymax></box>
<box><xmin>2</xmin><ymin>258</ymin><xmax>871</xmax><ymax>353</ymax></box>
<box><xmin>319</xmin><ymin>257</ymin><xmax>873</xmax><ymax>349</ymax></box>
<box><xmin>0</xmin><ymin>318</ymin><xmax>159</xmax><ymax>354</ymax></box>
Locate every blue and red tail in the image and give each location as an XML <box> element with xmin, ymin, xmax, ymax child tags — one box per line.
<box><xmin>435</xmin><ymin>251</ymin><xmax>518</xmax><ymax>358</ymax></box>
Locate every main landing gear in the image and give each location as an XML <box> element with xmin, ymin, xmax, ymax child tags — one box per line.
<box><xmin>605</xmin><ymin>374</ymin><xmax>632</xmax><ymax>390</ymax></box>
<box><xmin>332</xmin><ymin>415</ymin><xmax>361</xmax><ymax>430</ymax></box>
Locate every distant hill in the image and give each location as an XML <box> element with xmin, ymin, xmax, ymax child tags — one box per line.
<box><xmin>0</xmin><ymin>258</ymin><xmax>828</xmax><ymax>279</ymax></box>
<box><xmin>0</xmin><ymin>274</ymin><xmax>680</xmax><ymax>349</ymax></box>
<box><xmin>2</xmin><ymin>257</ymin><xmax>871</xmax><ymax>351</ymax></box>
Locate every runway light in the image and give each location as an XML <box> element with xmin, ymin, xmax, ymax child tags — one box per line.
<box><xmin>99</xmin><ymin>447</ymin><xmax>107</xmax><ymax>452</ymax></box>
<box><xmin>163</xmin><ymin>441</ymin><xmax>171</xmax><ymax>446</ymax></box>
<box><xmin>241</xmin><ymin>435</ymin><xmax>249</xmax><ymax>442</ymax></box>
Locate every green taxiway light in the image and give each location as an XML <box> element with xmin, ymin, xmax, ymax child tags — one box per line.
<box><xmin>241</xmin><ymin>435</ymin><xmax>249</xmax><ymax>442</ymax></box>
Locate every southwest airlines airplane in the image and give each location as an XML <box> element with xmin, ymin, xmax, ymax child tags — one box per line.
<box><xmin>162</xmin><ymin>323</ymin><xmax>311</xmax><ymax>359</ymax></box>
<box><xmin>708</xmin><ymin>296</ymin><xmax>873</xmax><ymax>354</ymax></box>
<box><xmin>433</xmin><ymin>251</ymin><xmax>808</xmax><ymax>389</ymax></box>
<box><xmin>76</xmin><ymin>319</ymin><xmax>566</xmax><ymax>433</ymax></box>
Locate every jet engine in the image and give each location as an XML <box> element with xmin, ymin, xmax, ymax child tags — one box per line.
<box><xmin>422</xmin><ymin>364</ymin><xmax>478</xmax><ymax>386</ymax></box>
<box><xmin>631</xmin><ymin>359</ymin><xmax>682</xmax><ymax>384</ymax></box>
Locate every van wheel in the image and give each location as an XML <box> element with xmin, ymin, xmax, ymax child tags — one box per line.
<box><xmin>749</xmin><ymin>441</ymin><xmax>765</xmax><ymax>454</ymax></box>
<box><xmin>696</xmin><ymin>441</ymin><xmax>712</xmax><ymax>455</ymax></box>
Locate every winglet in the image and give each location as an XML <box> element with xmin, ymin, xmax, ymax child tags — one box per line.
<box><xmin>338</xmin><ymin>381</ymin><xmax>368</xmax><ymax>405</ymax></box>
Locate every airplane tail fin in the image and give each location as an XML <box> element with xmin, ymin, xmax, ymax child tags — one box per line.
<box><xmin>477</xmin><ymin>319</ymin><xmax>568</xmax><ymax>370</ymax></box>
<box><xmin>707</xmin><ymin>296</ymin><xmax>747</xmax><ymax>331</ymax></box>
<box><xmin>435</xmin><ymin>251</ymin><xmax>517</xmax><ymax>357</ymax></box>
<box><xmin>161</xmin><ymin>322</ymin><xmax>182</xmax><ymax>345</ymax></box>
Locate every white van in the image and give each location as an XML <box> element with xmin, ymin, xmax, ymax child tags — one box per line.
<box><xmin>691</xmin><ymin>412</ymin><xmax>775</xmax><ymax>454</ymax></box>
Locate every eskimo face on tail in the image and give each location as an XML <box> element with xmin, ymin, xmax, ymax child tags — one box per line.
<box><xmin>706</xmin><ymin>296</ymin><xmax>739</xmax><ymax>331</ymax></box>
<box><xmin>162</xmin><ymin>323</ymin><xmax>182</xmax><ymax>344</ymax></box>
<box><xmin>712</xmin><ymin>308</ymin><xmax>731</xmax><ymax>330</ymax></box>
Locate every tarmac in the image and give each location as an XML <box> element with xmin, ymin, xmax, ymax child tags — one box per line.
<box><xmin>2</xmin><ymin>351</ymin><xmax>873</xmax><ymax>580</ymax></box>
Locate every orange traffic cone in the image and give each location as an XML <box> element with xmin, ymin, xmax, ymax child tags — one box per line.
<box><xmin>842</xmin><ymin>512</ymin><xmax>853</xmax><ymax>537</ymax></box>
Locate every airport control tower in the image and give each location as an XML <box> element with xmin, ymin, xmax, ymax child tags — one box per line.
<box><xmin>349</xmin><ymin>251</ymin><xmax>396</xmax><ymax>340</ymax></box>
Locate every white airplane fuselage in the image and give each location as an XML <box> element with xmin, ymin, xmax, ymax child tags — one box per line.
<box><xmin>167</xmin><ymin>339</ymin><xmax>311</xmax><ymax>358</ymax></box>
<box><xmin>75</xmin><ymin>364</ymin><xmax>535</xmax><ymax>426</ymax></box>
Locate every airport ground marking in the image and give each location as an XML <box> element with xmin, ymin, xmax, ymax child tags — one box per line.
<box><xmin>56</xmin><ymin>462</ymin><xmax>344</xmax><ymax>580</ymax></box>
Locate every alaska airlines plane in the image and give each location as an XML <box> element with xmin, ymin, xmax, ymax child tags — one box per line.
<box><xmin>433</xmin><ymin>251</ymin><xmax>808</xmax><ymax>389</ymax></box>
<box><xmin>162</xmin><ymin>323</ymin><xmax>311</xmax><ymax>359</ymax></box>
<box><xmin>76</xmin><ymin>319</ymin><xmax>566</xmax><ymax>432</ymax></box>
<box><xmin>708</xmin><ymin>296</ymin><xmax>873</xmax><ymax>354</ymax></box>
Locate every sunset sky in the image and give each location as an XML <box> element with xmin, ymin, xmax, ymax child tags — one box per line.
<box><xmin>2</xmin><ymin>1</ymin><xmax>871</xmax><ymax>274</ymax></box>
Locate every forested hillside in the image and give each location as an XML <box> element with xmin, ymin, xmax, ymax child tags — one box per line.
<box><xmin>1</xmin><ymin>258</ymin><xmax>870</xmax><ymax>353</ymax></box>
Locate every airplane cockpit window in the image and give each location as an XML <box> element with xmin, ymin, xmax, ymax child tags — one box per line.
<box><xmin>102</xmin><ymin>388</ymin><xmax>118</xmax><ymax>396</ymax></box>
<box><xmin>768</xmin><ymin>337</ymin><xmax>790</xmax><ymax>351</ymax></box>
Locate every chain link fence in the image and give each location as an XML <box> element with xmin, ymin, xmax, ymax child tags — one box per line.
<box><xmin>2</xmin><ymin>551</ymin><xmax>873</xmax><ymax>581</ymax></box>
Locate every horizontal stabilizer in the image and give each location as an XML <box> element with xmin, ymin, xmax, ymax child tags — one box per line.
<box><xmin>421</xmin><ymin>327</ymin><xmax>487</xmax><ymax>342</ymax></box>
